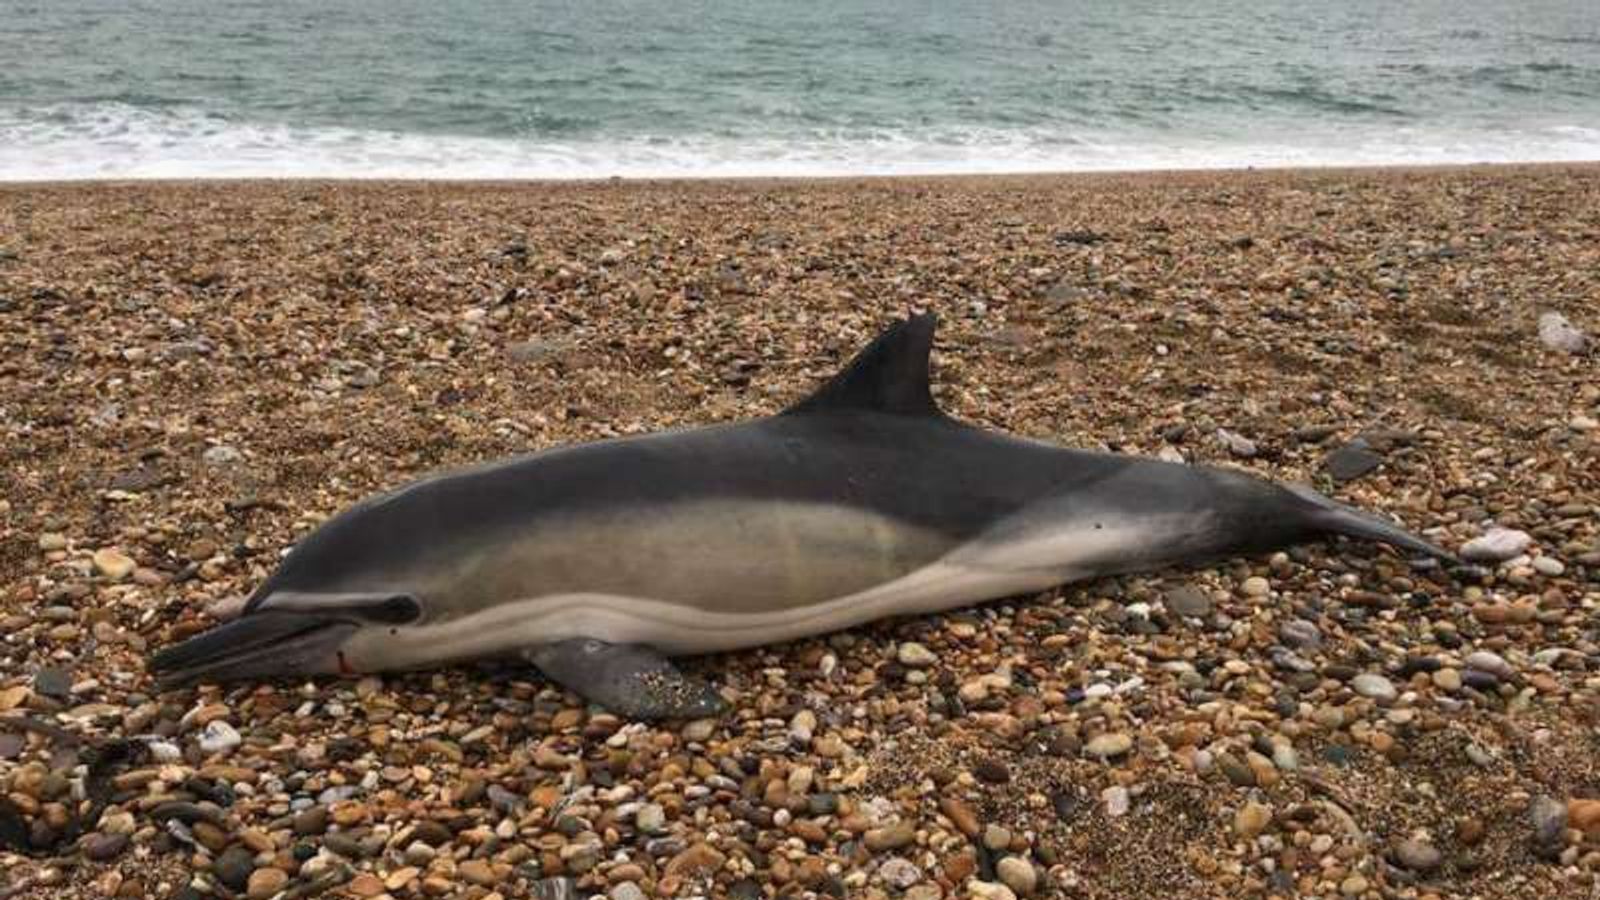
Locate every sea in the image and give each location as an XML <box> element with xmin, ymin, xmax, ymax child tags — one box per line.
<box><xmin>2</xmin><ymin>0</ymin><xmax>1598</xmax><ymax>180</ymax></box>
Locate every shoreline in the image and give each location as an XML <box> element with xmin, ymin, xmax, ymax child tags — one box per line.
<box><xmin>1</xmin><ymin>166</ymin><xmax>1598</xmax><ymax>899</ymax></box>
<box><xmin>3</xmin><ymin>158</ymin><xmax>1600</xmax><ymax>192</ymax></box>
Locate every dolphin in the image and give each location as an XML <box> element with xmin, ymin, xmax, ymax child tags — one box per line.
<box><xmin>150</xmin><ymin>314</ymin><xmax>1455</xmax><ymax>718</ymax></box>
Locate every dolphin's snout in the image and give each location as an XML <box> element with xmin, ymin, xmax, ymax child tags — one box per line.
<box><xmin>148</xmin><ymin>611</ymin><xmax>359</xmax><ymax>687</ymax></box>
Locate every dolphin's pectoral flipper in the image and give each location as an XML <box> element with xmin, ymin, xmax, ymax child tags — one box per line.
<box><xmin>524</xmin><ymin>639</ymin><xmax>728</xmax><ymax>720</ymax></box>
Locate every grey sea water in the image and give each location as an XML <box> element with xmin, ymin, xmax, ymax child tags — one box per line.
<box><xmin>2</xmin><ymin>0</ymin><xmax>1598</xmax><ymax>179</ymax></box>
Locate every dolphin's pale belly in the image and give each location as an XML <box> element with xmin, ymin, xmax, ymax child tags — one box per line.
<box><xmin>343</xmin><ymin>501</ymin><xmax>1191</xmax><ymax>669</ymax></box>
<box><xmin>449</xmin><ymin>498</ymin><xmax>962</xmax><ymax>616</ymax></box>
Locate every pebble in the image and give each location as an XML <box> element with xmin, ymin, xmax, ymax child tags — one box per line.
<box><xmin>199</xmin><ymin>720</ymin><xmax>242</xmax><ymax>754</ymax></box>
<box><xmin>995</xmin><ymin>856</ymin><xmax>1038</xmax><ymax>896</ymax></box>
<box><xmin>1531</xmin><ymin>795</ymin><xmax>1568</xmax><ymax>849</ymax></box>
<box><xmin>246</xmin><ymin>867</ymin><xmax>289</xmax><ymax>899</ymax></box>
<box><xmin>864</xmin><ymin>821</ymin><xmax>915</xmax><ymax>852</ymax></box>
<box><xmin>213</xmin><ymin>845</ymin><xmax>256</xmax><ymax>892</ymax></box>
<box><xmin>1085</xmin><ymin>732</ymin><xmax>1133</xmax><ymax>759</ymax></box>
<box><xmin>1568</xmin><ymin>798</ymin><xmax>1600</xmax><ymax>833</ymax></box>
<box><xmin>915</xmin><ymin>798</ymin><xmax>967</xmax><ymax>841</ymax></box>
<box><xmin>636</xmin><ymin>802</ymin><xmax>667</xmax><ymax>835</ymax></box>
<box><xmin>31</xmin><ymin>667</ymin><xmax>72</xmax><ymax>699</ymax></box>
<box><xmin>681</xmin><ymin>718</ymin><xmax>717</xmax><ymax>742</ymax></box>
<box><xmin>878</xmin><ymin>857</ymin><xmax>922</xmax><ymax>890</ymax></box>
<box><xmin>293</xmin><ymin>805</ymin><xmax>329</xmax><ymax>835</ymax></box>
<box><xmin>1217</xmin><ymin>428</ymin><xmax>1257</xmax><ymax>458</ymax></box>
<box><xmin>1460</xmin><ymin>528</ymin><xmax>1532</xmax><ymax>563</ymax></box>
<box><xmin>968</xmin><ymin>882</ymin><xmax>1019</xmax><ymax>900</ymax></box>
<box><xmin>1164</xmin><ymin>585</ymin><xmax>1212</xmax><ymax>617</ymax></box>
<box><xmin>1324</xmin><ymin>443</ymin><xmax>1383</xmax><ymax>482</ymax></box>
<box><xmin>82</xmin><ymin>831</ymin><xmax>128</xmax><ymax>861</ymax></box>
<box><xmin>610</xmin><ymin>883</ymin><xmax>647</xmax><ymax>900</ymax></box>
<box><xmin>1279</xmin><ymin>619</ymin><xmax>1321</xmax><ymax>649</ymax></box>
<box><xmin>1340</xmin><ymin>874</ymin><xmax>1369</xmax><ymax>896</ymax></box>
<box><xmin>1102</xmin><ymin>786</ymin><xmax>1129</xmax><ymax>817</ymax></box>
<box><xmin>1234</xmin><ymin>801</ymin><xmax>1272</xmax><ymax>838</ymax></box>
<box><xmin>1239</xmin><ymin>576</ymin><xmax>1270</xmax><ymax>598</ymax></box>
<box><xmin>458</xmin><ymin>859</ymin><xmax>498</xmax><ymax>886</ymax></box>
<box><xmin>1395</xmin><ymin>838</ymin><xmax>1443</xmax><ymax>873</ymax></box>
<box><xmin>1463</xmin><ymin>650</ymin><xmax>1514</xmax><ymax>681</ymax></box>
<box><xmin>1351</xmin><ymin>673</ymin><xmax>1397</xmax><ymax>702</ymax></box>
<box><xmin>897</xmin><ymin>641</ymin><xmax>938</xmax><ymax>667</ymax></box>
<box><xmin>1531</xmin><ymin>555</ymin><xmax>1564</xmax><ymax>576</ymax></box>
<box><xmin>1538</xmin><ymin>310</ymin><xmax>1588</xmax><ymax>353</ymax></box>
<box><xmin>973</xmin><ymin>757</ymin><xmax>1010</xmax><ymax>783</ymax></box>
<box><xmin>91</xmin><ymin>548</ymin><xmax>136</xmax><ymax>580</ymax></box>
<box><xmin>202</xmin><ymin>444</ymin><xmax>243</xmax><ymax>465</ymax></box>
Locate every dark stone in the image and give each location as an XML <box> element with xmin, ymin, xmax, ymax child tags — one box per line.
<box><xmin>292</xmin><ymin>805</ymin><xmax>329</xmax><ymax>835</ymax></box>
<box><xmin>972</xmin><ymin>758</ymin><xmax>1010</xmax><ymax>784</ymax></box>
<box><xmin>1322</xmin><ymin>664</ymin><xmax>1358</xmax><ymax>682</ymax></box>
<box><xmin>1294</xmin><ymin>424</ymin><xmax>1342</xmax><ymax>444</ymax></box>
<box><xmin>411</xmin><ymin>820</ymin><xmax>453</xmax><ymax>847</ymax></box>
<box><xmin>1530</xmin><ymin>795</ymin><xmax>1566</xmax><ymax>852</ymax></box>
<box><xmin>808</xmin><ymin>793</ymin><xmax>839</xmax><ymax>815</ymax></box>
<box><xmin>212</xmin><ymin>845</ymin><xmax>256</xmax><ymax>892</ymax></box>
<box><xmin>32</xmin><ymin>667</ymin><xmax>72</xmax><ymax>699</ymax></box>
<box><xmin>323</xmin><ymin>832</ymin><xmax>365</xmax><ymax>859</ymax></box>
<box><xmin>1397</xmin><ymin>656</ymin><xmax>1442</xmax><ymax>676</ymax></box>
<box><xmin>1324</xmin><ymin>444</ymin><xmax>1383</xmax><ymax>482</ymax></box>
<box><xmin>82</xmin><ymin>831</ymin><xmax>129</xmax><ymax>861</ymax></box>
<box><xmin>1051</xmin><ymin>790</ymin><xmax>1081</xmax><ymax>822</ymax></box>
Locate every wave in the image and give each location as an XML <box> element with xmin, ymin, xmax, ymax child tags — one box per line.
<box><xmin>2</xmin><ymin>103</ymin><xmax>1598</xmax><ymax>181</ymax></box>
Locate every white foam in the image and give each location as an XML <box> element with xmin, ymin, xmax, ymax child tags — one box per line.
<box><xmin>2</xmin><ymin>103</ymin><xmax>1598</xmax><ymax>181</ymax></box>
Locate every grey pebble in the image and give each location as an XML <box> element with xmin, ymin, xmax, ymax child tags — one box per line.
<box><xmin>1324</xmin><ymin>444</ymin><xmax>1383</xmax><ymax>482</ymax></box>
<box><xmin>1164</xmin><ymin>585</ymin><xmax>1212</xmax><ymax>618</ymax></box>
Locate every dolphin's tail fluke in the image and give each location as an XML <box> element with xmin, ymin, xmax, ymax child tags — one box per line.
<box><xmin>1285</xmin><ymin>484</ymin><xmax>1459</xmax><ymax>564</ymax></box>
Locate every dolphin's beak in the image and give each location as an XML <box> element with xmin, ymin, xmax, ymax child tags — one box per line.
<box><xmin>148</xmin><ymin>612</ymin><xmax>359</xmax><ymax>687</ymax></box>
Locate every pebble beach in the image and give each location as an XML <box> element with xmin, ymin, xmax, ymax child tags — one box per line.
<box><xmin>1</xmin><ymin>165</ymin><xmax>1598</xmax><ymax>899</ymax></box>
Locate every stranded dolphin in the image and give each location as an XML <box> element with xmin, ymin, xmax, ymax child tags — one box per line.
<box><xmin>150</xmin><ymin>314</ymin><xmax>1455</xmax><ymax>718</ymax></box>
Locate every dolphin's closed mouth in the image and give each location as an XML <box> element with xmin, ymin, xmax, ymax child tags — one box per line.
<box><xmin>148</xmin><ymin>612</ymin><xmax>358</xmax><ymax>687</ymax></box>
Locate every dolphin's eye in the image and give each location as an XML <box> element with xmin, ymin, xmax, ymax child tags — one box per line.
<box><xmin>366</xmin><ymin>594</ymin><xmax>422</xmax><ymax>624</ymax></box>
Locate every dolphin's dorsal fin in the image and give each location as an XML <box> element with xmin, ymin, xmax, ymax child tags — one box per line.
<box><xmin>786</xmin><ymin>313</ymin><xmax>942</xmax><ymax>417</ymax></box>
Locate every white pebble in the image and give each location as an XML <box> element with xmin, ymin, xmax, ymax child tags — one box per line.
<box><xmin>1531</xmin><ymin>556</ymin><xmax>1564</xmax><ymax>576</ymax></box>
<box><xmin>1538</xmin><ymin>311</ymin><xmax>1588</xmax><ymax>354</ymax></box>
<box><xmin>197</xmin><ymin>720</ymin><xmax>241</xmax><ymax>754</ymax></box>
<box><xmin>1460</xmin><ymin>527</ymin><xmax>1532</xmax><ymax>563</ymax></box>
<box><xmin>1102</xmin><ymin>786</ymin><xmax>1129</xmax><ymax>817</ymax></box>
